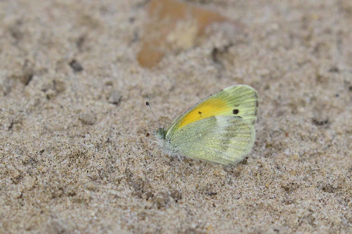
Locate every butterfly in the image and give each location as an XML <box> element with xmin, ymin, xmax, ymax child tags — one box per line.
<box><xmin>149</xmin><ymin>85</ymin><xmax>258</xmax><ymax>165</ymax></box>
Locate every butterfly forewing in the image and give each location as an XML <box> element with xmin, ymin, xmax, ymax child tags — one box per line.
<box><xmin>166</xmin><ymin>85</ymin><xmax>258</xmax><ymax>140</ymax></box>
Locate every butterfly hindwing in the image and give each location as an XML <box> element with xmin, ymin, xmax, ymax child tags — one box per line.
<box><xmin>169</xmin><ymin>115</ymin><xmax>255</xmax><ymax>165</ymax></box>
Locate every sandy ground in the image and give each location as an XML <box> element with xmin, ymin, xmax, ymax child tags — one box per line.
<box><xmin>1</xmin><ymin>0</ymin><xmax>352</xmax><ymax>233</ymax></box>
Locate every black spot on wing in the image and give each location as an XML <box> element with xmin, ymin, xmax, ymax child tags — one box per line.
<box><xmin>233</xmin><ymin>109</ymin><xmax>239</xmax><ymax>115</ymax></box>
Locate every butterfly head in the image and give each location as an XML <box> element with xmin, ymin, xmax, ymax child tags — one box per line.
<box><xmin>155</xmin><ymin>128</ymin><xmax>167</xmax><ymax>140</ymax></box>
<box><xmin>155</xmin><ymin>127</ymin><xmax>177</xmax><ymax>155</ymax></box>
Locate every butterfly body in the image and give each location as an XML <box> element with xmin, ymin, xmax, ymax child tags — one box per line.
<box><xmin>155</xmin><ymin>85</ymin><xmax>258</xmax><ymax>165</ymax></box>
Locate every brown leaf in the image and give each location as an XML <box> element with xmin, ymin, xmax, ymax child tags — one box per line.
<box><xmin>137</xmin><ymin>0</ymin><xmax>242</xmax><ymax>68</ymax></box>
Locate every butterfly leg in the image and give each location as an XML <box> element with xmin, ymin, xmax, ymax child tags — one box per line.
<box><xmin>152</xmin><ymin>147</ymin><xmax>160</xmax><ymax>157</ymax></box>
<box><xmin>176</xmin><ymin>154</ymin><xmax>184</xmax><ymax>164</ymax></box>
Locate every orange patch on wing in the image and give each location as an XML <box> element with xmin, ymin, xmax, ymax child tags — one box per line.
<box><xmin>177</xmin><ymin>98</ymin><xmax>231</xmax><ymax>129</ymax></box>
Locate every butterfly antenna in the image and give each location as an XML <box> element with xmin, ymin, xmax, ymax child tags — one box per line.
<box><xmin>146</xmin><ymin>101</ymin><xmax>162</xmax><ymax>129</ymax></box>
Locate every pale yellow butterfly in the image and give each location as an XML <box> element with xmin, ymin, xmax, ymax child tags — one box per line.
<box><xmin>148</xmin><ymin>85</ymin><xmax>258</xmax><ymax>165</ymax></box>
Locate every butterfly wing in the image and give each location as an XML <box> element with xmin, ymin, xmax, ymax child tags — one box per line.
<box><xmin>165</xmin><ymin>85</ymin><xmax>258</xmax><ymax>140</ymax></box>
<box><xmin>169</xmin><ymin>115</ymin><xmax>255</xmax><ymax>165</ymax></box>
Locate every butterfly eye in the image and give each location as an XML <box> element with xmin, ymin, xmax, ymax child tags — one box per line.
<box><xmin>233</xmin><ymin>109</ymin><xmax>239</xmax><ymax>115</ymax></box>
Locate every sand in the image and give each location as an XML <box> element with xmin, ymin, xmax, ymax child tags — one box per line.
<box><xmin>1</xmin><ymin>0</ymin><xmax>352</xmax><ymax>233</ymax></box>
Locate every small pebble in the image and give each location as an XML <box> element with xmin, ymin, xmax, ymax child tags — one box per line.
<box><xmin>108</xmin><ymin>90</ymin><xmax>122</xmax><ymax>106</ymax></box>
<box><xmin>79</xmin><ymin>113</ymin><xmax>96</xmax><ymax>125</ymax></box>
<box><xmin>69</xmin><ymin>59</ymin><xmax>83</xmax><ymax>72</ymax></box>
